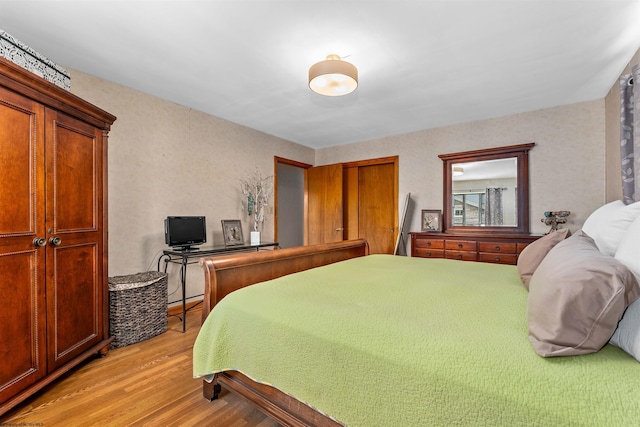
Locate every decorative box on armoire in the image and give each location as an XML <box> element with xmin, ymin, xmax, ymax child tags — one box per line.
<box><xmin>0</xmin><ymin>56</ymin><xmax>116</xmax><ymax>415</ymax></box>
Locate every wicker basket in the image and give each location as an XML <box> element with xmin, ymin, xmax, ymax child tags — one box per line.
<box><xmin>108</xmin><ymin>271</ymin><xmax>168</xmax><ymax>349</ymax></box>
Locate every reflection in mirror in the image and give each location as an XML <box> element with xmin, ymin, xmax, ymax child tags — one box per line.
<box><xmin>439</xmin><ymin>143</ymin><xmax>534</xmax><ymax>234</ymax></box>
<box><xmin>451</xmin><ymin>158</ymin><xmax>517</xmax><ymax>227</ymax></box>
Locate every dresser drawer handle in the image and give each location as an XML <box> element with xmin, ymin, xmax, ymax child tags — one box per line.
<box><xmin>495</xmin><ymin>245</ymin><xmax>501</xmax><ymax>251</ymax></box>
<box><xmin>426</xmin><ymin>251</ymin><xmax>432</xmax><ymax>256</ymax></box>
<box><xmin>494</xmin><ymin>257</ymin><xmax>500</xmax><ymax>262</ymax></box>
<box><xmin>457</xmin><ymin>243</ymin><xmax>463</xmax><ymax>248</ymax></box>
<box><xmin>457</xmin><ymin>254</ymin><xmax>463</xmax><ymax>259</ymax></box>
<box><xmin>426</xmin><ymin>242</ymin><xmax>431</xmax><ymax>247</ymax></box>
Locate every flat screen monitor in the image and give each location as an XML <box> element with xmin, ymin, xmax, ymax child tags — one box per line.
<box><xmin>164</xmin><ymin>216</ymin><xmax>206</xmax><ymax>250</ymax></box>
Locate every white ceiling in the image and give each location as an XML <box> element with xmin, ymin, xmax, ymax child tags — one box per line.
<box><xmin>1</xmin><ymin>1</ymin><xmax>639</xmax><ymax>149</ymax></box>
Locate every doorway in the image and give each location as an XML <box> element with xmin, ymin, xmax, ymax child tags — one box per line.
<box><xmin>274</xmin><ymin>157</ymin><xmax>310</xmax><ymax>248</ymax></box>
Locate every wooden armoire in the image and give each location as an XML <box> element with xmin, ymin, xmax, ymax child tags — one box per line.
<box><xmin>0</xmin><ymin>57</ymin><xmax>116</xmax><ymax>414</ymax></box>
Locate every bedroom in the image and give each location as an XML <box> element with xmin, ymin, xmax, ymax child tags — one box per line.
<box><xmin>1</xmin><ymin>0</ymin><xmax>640</xmax><ymax>424</ymax></box>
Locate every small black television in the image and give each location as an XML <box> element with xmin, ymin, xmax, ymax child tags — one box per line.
<box><xmin>164</xmin><ymin>216</ymin><xmax>207</xmax><ymax>250</ymax></box>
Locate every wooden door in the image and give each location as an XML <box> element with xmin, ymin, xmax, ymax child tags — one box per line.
<box><xmin>358</xmin><ymin>163</ymin><xmax>396</xmax><ymax>254</ymax></box>
<box><xmin>45</xmin><ymin>109</ymin><xmax>104</xmax><ymax>370</ymax></box>
<box><xmin>0</xmin><ymin>88</ymin><xmax>48</xmax><ymax>402</ymax></box>
<box><xmin>306</xmin><ymin>164</ymin><xmax>343</xmax><ymax>245</ymax></box>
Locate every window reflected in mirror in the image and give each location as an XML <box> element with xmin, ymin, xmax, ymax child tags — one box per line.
<box><xmin>451</xmin><ymin>158</ymin><xmax>517</xmax><ymax>227</ymax></box>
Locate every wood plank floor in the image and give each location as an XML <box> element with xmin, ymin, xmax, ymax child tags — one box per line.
<box><xmin>2</xmin><ymin>307</ymin><xmax>281</xmax><ymax>426</ymax></box>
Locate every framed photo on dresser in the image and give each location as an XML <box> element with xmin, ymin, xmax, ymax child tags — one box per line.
<box><xmin>421</xmin><ymin>209</ymin><xmax>442</xmax><ymax>232</ymax></box>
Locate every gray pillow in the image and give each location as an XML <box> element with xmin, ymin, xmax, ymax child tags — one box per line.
<box><xmin>527</xmin><ymin>230</ymin><xmax>640</xmax><ymax>357</ymax></box>
<box><xmin>517</xmin><ymin>228</ymin><xmax>570</xmax><ymax>290</ymax></box>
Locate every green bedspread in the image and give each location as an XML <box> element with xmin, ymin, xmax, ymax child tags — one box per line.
<box><xmin>193</xmin><ymin>255</ymin><xmax>640</xmax><ymax>426</ymax></box>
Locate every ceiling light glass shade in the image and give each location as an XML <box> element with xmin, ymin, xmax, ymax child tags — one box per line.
<box><xmin>453</xmin><ymin>166</ymin><xmax>464</xmax><ymax>176</ymax></box>
<box><xmin>309</xmin><ymin>54</ymin><xmax>358</xmax><ymax>96</ymax></box>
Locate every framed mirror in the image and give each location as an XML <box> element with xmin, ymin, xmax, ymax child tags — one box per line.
<box><xmin>438</xmin><ymin>143</ymin><xmax>534</xmax><ymax>234</ymax></box>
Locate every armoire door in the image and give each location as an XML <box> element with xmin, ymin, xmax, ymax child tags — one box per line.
<box><xmin>44</xmin><ymin>109</ymin><xmax>104</xmax><ymax>370</ymax></box>
<box><xmin>306</xmin><ymin>163</ymin><xmax>344</xmax><ymax>245</ymax></box>
<box><xmin>0</xmin><ymin>87</ymin><xmax>48</xmax><ymax>402</ymax></box>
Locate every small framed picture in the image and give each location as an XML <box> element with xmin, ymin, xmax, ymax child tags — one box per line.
<box><xmin>421</xmin><ymin>210</ymin><xmax>442</xmax><ymax>232</ymax></box>
<box><xmin>221</xmin><ymin>220</ymin><xmax>244</xmax><ymax>245</ymax></box>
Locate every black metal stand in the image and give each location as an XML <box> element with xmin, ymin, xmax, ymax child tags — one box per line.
<box><xmin>158</xmin><ymin>241</ymin><xmax>279</xmax><ymax>332</ymax></box>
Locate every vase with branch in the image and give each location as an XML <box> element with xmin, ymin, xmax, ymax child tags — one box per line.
<box><xmin>240</xmin><ymin>167</ymin><xmax>273</xmax><ymax>243</ymax></box>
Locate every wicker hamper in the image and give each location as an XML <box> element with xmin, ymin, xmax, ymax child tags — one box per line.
<box><xmin>108</xmin><ymin>271</ymin><xmax>168</xmax><ymax>349</ymax></box>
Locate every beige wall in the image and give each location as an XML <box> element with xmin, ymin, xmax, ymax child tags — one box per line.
<box><xmin>70</xmin><ymin>68</ymin><xmax>612</xmax><ymax>300</ymax></box>
<box><xmin>69</xmin><ymin>70</ymin><xmax>314</xmax><ymax>299</ymax></box>
<box><xmin>605</xmin><ymin>46</ymin><xmax>640</xmax><ymax>202</ymax></box>
<box><xmin>317</xmin><ymin>100</ymin><xmax>606</xmax><ymax>239</ymax></box>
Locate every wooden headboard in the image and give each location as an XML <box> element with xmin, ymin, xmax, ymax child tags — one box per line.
<box><xmin>199</xmin><ymin>239</ymin><xmax>369</xmax><ymax>322</ymax></box>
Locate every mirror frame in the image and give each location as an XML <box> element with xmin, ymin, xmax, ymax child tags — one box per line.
<box><xmin>439</xmin><ymin>143</ymin><xmax>535</xmax><ymax>234</ymax></box>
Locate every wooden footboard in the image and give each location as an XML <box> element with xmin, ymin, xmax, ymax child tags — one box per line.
<box><xmin>204</xmin><ymin>371</ymin><xmax>343</xmax><ymax>427</ymax></box>
<box><xmin>199</xmin><ymin>239</ymin><xmax>369</xmax><ymax>322</ymax></box>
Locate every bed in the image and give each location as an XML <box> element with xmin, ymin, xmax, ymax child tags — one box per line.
<box><xmin>193</xmin><ymin>232</ymin><xmax>640</xmax><ymax>426</ymax></box>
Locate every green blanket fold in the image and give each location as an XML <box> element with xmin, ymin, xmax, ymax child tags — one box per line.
<box><xmin>193</xmin><ymin>255</ymin><xmax>640</xmax><ymax>427</ymax></box>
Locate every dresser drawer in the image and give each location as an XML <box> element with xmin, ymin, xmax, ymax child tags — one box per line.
<box><xmin>413</xmin><ymin>248</ymin><xmax>445</xmax><ymax>258</ymax></box>
<box><xmin>445</xmin><ymin>250</ymin><xmax>478</xmax><ymax>261</ymax></box>
<box><xmin>445</xmin><ymin>240</ymin><xmax>477</xmax><ymax>251</ymax></box>
<box><xmin>478</xmin><ymin>253</ymin><xmax>518</xmax><ymax>265</ymax></box>
<box><xmin>414</xmin><ymin>238</ymin><xmax>445</xmax><ymax>249</ymax></box>
<box><xmin>478</xmin><ymin>242</ymin><xmax>517</xmax><ymax>254</ymax></box>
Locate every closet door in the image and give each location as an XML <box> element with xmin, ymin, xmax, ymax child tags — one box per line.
<box><xmin>306</xmin><ymin>163</ymin><xmax>344</xmax><ymax>245</ymax></box>
<box><xmin>358</xmin><ymin>163</ymin><xmax>396</xmax><ymax>254</ymax></box>
<box><xmin>45</xmin><ymin>109</ymin><xmax>104</xmax><ymax>370</ymax></box>
<box><xmin>0</xmin><ymin>88</ymin><xmax>47</xmax><ymax>402</ymax></box>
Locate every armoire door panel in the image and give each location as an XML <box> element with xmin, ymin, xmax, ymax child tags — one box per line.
<box><xmin>0</xmin><ymin>89</ymin><xmax>45</xmax><ymax>237</ymax></box>
<box><xmin>46</xmin><ymin>110</ymin><xmax>99</xmax><ymax>233</ymax></box>
<box><xmin>47</xmin><ymin>243</ymin><xmax>100</xmax><ymax>368</ymax></box>
<box><xmin>0</xmin><ymin>250</ymin><xmax>46</xmax><ymax>402</ymax></box>
<box><xmin>44</xmin><ymin>109</ymin><xmax>104</xmax><ymax>371</ymax></box>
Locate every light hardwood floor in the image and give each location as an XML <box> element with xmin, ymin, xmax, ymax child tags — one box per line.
<box><xmin>2</xmin><ymin>306</ymin><xmax>280</xmax><ymax>426</ymax></box>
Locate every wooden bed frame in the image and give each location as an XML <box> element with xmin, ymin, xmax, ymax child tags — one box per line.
<box><xmin>198</xmin><ymin>239</ymin><xmax>370</xmax><ymax>427</ymax></box>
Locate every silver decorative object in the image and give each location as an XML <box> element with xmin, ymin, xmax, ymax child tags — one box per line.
<box><xmin>541</xmin><ymin>211</ymin><xmax>570</xmax><ymax>234</ymax></box>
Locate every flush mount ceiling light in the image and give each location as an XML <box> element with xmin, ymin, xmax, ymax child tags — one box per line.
<box><xmin>308</xmin><ymin>54</ymin><xmax>358</xmax><ymax>96</ymax></box>
<box><xmin>453</xmin><ymin>166</ymin><xmax>464</xmax><ymax>176</ymax></box>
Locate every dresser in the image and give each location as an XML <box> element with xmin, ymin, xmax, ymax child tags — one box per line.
<box><xmin>410</xmin><ymin>232</ymin><xmax>541</xmax><ymax>265</ymax></box>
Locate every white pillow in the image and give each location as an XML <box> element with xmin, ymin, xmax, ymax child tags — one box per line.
<box><xmin>610</xmin><ymin>298</ymin><xmax>640</xmax><ymax>362</ymax></box>
<box><xmin>582</xmin><ymin>200</ymin><xmax>640</xmax><ymax>256</ymax></box>
<box><xmin>609</xmin><ymin>214</ymin><xmax>640</xmax><ymax>362</ymax></box>
<box><xmin>615</xmin><ymin>213</ymin><xmax>640</xmax><ymax>283</ymax></box>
